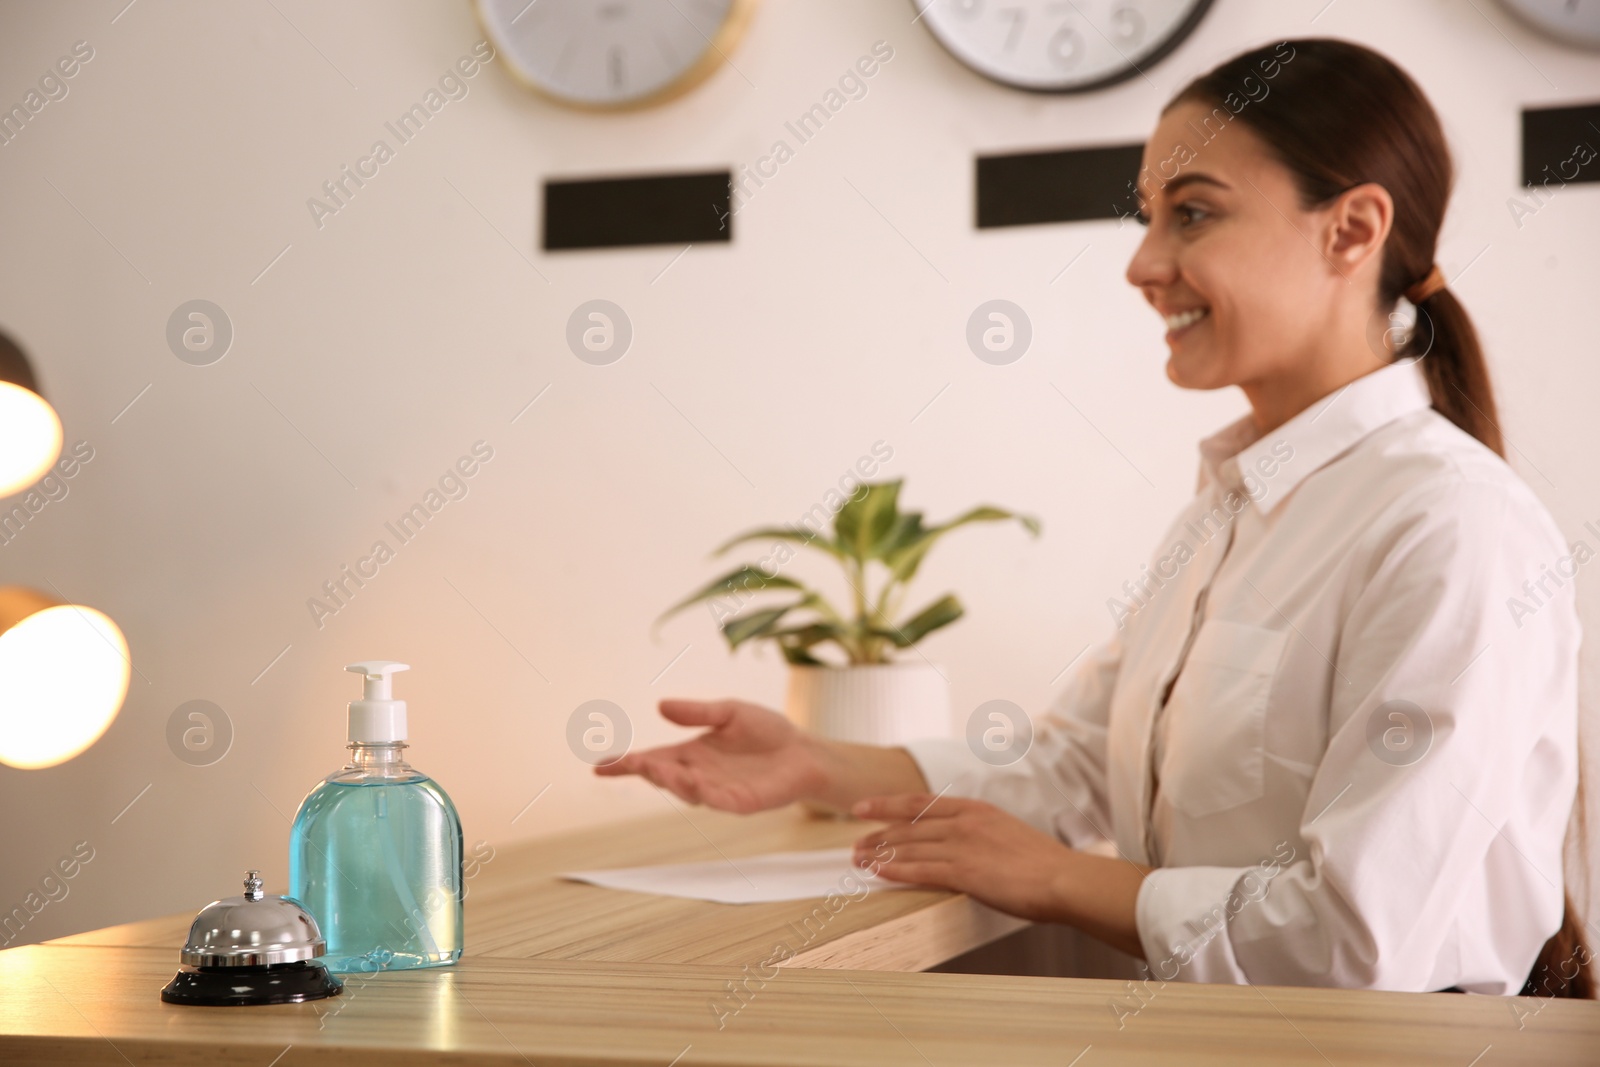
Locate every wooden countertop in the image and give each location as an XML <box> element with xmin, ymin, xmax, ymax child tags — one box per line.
<box><xmin>5</xmin><ymin>944</ymin><xmax>1597</xmax><ymax>1065</ymax></box>
<box><xmin>42</xmin><ymin>805</ymin><xmax>1028</xmax><ymax>972</ymax></box>
<box><xmin>6</xmin><ymin>804</ymin><xmax>1599</xmax><ymax>1064</ymax></box>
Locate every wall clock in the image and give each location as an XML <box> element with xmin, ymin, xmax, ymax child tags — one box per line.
<box><xmin>474</xmin><ymin>0</ymin><xmax>759</xmax><ymax>109</ymax></box>
<box><xmin>912</xmin><ymin>0</ymin><xmax>1213</xmax><ymax>93</ymax></box>
<box><xmin>1496</xmin><ymin>0</ymin><xmax>1600</xmax><ymax>50</ymax></box>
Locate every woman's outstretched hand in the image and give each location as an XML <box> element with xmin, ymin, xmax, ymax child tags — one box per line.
<box><xmin>593</xmin><ymin>699</ymin><xmax>831</xmax><ymax>814</ymax></box>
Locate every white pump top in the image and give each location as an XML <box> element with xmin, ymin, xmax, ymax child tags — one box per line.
<box><xmin>345</xmin><ymin>660</ymin><xmax>410</xmax><ymax>743</ymax></box>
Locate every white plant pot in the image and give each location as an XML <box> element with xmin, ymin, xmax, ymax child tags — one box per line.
<box><xmin>783</xmin><ymin>662</ymin><xmax>952</xmax><ymax>746</ymax></box>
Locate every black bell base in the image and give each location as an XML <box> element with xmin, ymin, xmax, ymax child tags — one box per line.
<box><xmin>161</xmin><ymin>960</ymin><xmax>343</xmax><ymax>1006</ymax></box>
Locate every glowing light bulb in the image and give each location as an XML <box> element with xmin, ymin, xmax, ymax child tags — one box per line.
<box><xmin>0</xmin><ymin>381</ymin><xmax>63</xmax><ymax>499</ymax></box>
<box><xmin>0</xmin><ymin>602</ymin><xmax>131</xmax><ymax>770</ymax></box>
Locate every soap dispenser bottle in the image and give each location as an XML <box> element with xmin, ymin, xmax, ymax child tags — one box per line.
<box><xmin>289</xmin><ymin>661</ymin><xmax>463</xmax><ymax>973</ymax></box>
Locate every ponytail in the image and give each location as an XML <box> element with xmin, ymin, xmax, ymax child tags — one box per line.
<box><xmin>1407</xmin><ymin>287</ymin><xmax>1504</xmax><ymax>458</ymax></box>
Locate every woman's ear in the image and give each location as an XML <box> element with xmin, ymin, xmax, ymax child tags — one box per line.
<box><xmin>1324</xmin><ymin>182</ymin><xmax>1393</xmax><ymax>278</ymax></box>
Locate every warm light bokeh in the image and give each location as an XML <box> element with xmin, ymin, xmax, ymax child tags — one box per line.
<box><xmin>0</xmin><ymin>605</ymin><xmax>131</xmax><ymax>770</ymax></box>
<box><xmin>0</xmin><ymin>381</ymin><xmax>62</xmax><ymax>499</ymax></box>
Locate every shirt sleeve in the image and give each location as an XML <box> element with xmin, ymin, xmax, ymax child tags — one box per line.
<box><xmin>1134</xmin><ymin>477</ymin><xmax>1580</xmax><ymax>992</ymax></box>
<box><xmin>901</xmin><ymin>627</ymin><xmax>1121</xmax><ymax>848</ymax></box>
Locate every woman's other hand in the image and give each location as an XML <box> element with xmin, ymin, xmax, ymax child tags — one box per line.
<box><xmin>850</xmin><ymin>793</ymin><xmax>1151</xmax><ymax>957</ymax></box>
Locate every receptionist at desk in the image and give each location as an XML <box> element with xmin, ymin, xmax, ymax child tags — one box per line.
<box><xmin>602</xmin><ymin>38</ymin><xmax>1591</xmax><ymax>1002</ymax></box>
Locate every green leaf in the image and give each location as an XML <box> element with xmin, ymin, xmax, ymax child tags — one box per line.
<box><xmin>771</xmin><ymin>622</ymin><xmax>852</xmax><ymax>665</ymax></box>
<box><xmin>712</xmin><ymin>525</ymin><xmax>843</xmax><ymax>561</ymax></box>
<box><xmin>872</xmin><ymin>510</ymin><xmax>927</xmax><ymax>561</ymax></box>
<box><xmin>832</xmin><ymin>480</ymin><xmax>903</xmax><ymax>563</ymax></box>
<box><xmin>723</xmin><ymin>591</ymin><xmax>849</xmax><ymax>651</ymax></box>
<box><xmin>883</xmin><ymin>506</ymin><xmax>1041</xmax><ymax>585</ymax></box>
<box><xmin>657</xmin><ymin>564</ymin><xmax>809</xmax><ymax>625</ymax></box>
<box><xmin>721</xmin><ymin>604</ymin><xmax>797</xmax><ymax>649</ymax></box>
<box><xmin>780</xmin><ymin>643</ymin><xmax>826</xmax><ymax>666</ymax></box>
<box><xmin>881</xmin><ymin>594</ymin><xmax>965</xmax><ymax>648</ymax></box>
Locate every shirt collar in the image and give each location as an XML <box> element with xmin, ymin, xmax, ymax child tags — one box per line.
<box><xmin>1197</xmin><ymin>357</ymin><xmax>1434</xmax><ymax>515</ymax></box>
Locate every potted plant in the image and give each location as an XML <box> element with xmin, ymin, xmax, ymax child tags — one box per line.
<box><xmin>659</xmin><ymin>480</ymin><xmax>1039</xmax><ymax>745</ymax></box>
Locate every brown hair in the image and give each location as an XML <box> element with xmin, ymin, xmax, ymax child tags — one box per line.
<box><xmin>1167</xmin><ymin>37</ymin><xmax>1591</xmax><ymax>999</ymax></box>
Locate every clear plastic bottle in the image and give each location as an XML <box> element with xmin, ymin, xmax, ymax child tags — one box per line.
<box><xmin>288</xmin><ymin>661</ymin><xmax>463</xmax><ymax>974</ymax></box>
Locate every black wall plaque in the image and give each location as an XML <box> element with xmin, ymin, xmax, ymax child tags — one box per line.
<box><xmin>1522</xmin><ymin>103</ymin><xmax>1600</xmax><ymax>188</ymax></box>
<box><xmin>976</xmin><ymin>143</ymin><xmax>1145</xmax><ymax>229</ymax></box>
<box><xmin>543</xmin><ymin>170</ymin><xmax>733</xmax><ymax>251</ymax></box>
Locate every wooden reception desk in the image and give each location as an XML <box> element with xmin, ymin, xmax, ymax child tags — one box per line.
<box><xmin>2</xmin><ymin>804</ymin><xmax>1596</xmax><ymax>1065</ymax></box>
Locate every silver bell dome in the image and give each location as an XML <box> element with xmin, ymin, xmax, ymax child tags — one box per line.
<box><xmin>178</xmin><ymin>870</ymin><xmax>326</xmax><ymax>967</ymax></box>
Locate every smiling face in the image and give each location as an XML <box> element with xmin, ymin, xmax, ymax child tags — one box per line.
<box><xmin>1125</xmin><ymin>99</ymin><xmax>1386</xmax><ymax>408</ymax></box>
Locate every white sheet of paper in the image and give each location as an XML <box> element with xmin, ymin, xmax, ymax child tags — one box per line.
<box><xmin>560</xmin><ymin>847</ymin><xmax>915</xmax><ymax>904</ymax></box>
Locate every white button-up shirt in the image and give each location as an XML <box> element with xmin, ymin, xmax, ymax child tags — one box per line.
<box><xmin>906</xmin><ymin>357</ymin><xmax>1581</xmax><ymax>994</ymax></box>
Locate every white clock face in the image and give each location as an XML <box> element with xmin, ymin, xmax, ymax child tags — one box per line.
<box><xmin>914</xmin><ymin>0</ymin><xmax>1213</xmax><ymax>92</ymax></box>
<box><xmin>476</xmin><ymin>0</ymin><xmax>749</xmax><ymax>108</ymax></box>
<box><xmin>1496</xmin><ymin>0</ymin><xmax>1600</xmax><ymax>49</ymax></box>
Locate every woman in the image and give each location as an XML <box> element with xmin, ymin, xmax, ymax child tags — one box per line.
<box><xmin>599</xmin><ymin>38</ymin><xmax>1592</xmax><ymax>997</ymax></box>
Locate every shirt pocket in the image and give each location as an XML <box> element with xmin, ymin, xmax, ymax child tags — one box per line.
<box><xmin>1159</xmin><ymin>619</ymin><xmax>1289</xmax><ymax>819</ymax></box>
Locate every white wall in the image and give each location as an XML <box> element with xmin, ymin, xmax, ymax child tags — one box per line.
<box><xmin>1</xmin><ymin>0</ymin><xmax>1597</xmax><ymax>945</ymax></box>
